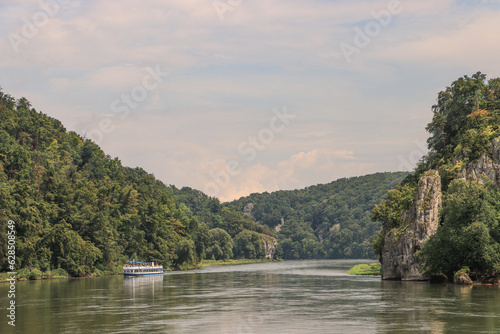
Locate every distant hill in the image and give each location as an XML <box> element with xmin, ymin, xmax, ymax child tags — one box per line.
<box><xmin>168</xmin><ymin>185</ymin><xmax>272</xmax><ymax>238</ymax></box>
<box><xmin>228</xmin><ymin>172</ymin><xmax>409</xmax><ymax>259</ymax></box>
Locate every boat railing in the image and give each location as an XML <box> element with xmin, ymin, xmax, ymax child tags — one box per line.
<box><xmin>123</xmin><ymin>262</ymin><xmax>163</xmax><ymax>268</ymax></box>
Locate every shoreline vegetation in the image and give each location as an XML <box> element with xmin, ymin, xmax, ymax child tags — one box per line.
<box><xmin>346</xmin><ymin>263</ymin><xmax>500</xmax><ymax>285</ymax></box>
<box><xmin>347</xmin><ymin>263</ymin><xmax>381</xmax><ymax>276</ymax></box>
<box><xmin>0</xmin><ymin>258</ymin><xmax>280</xmax><ymax>283</ymax></box>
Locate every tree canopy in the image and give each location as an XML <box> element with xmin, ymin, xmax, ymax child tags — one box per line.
<box><xmin>0</xmin><ymin>89</ymin><xmax>276</xmax><ymax>276</ymax></box>
<box><xmin>374</xmin><ymin>72</ymin><xmax>500</xmax><ymax>282</ymax></box>
<box><xmin>230</xmin><ymin>172</ymin><xmax>408</xmax><ymax>259</ymax></box>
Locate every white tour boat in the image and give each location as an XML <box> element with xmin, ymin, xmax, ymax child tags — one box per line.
<box><xmin>122</xmin><ymin>261</ymin><xmax>164</xmax><ymax>276</ymax></box>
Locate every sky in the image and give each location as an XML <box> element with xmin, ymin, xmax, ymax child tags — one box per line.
<box><xmin>1</xmin><ymin>0</ymin><xmax>500</xmax><ymax>201</ymax></box>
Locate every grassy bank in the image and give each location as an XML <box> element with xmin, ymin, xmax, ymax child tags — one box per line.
<box><xmin>347</xmin><ymin>263</ymin><xmax>381</xmax><ymax>275</ymax></box>
<box><xmin>0</xmin><ymin>267</ymin><xmax>123</xmax><ymax>283</ymax></box>
<box><xmin>0</xmin><ymin>268</ymin><xmax>70</xmax><ymax>282</ymax></box>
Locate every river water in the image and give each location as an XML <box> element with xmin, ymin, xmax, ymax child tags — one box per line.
<box><xmin>1</xmin><ymin>260</ymin><xmax>499</xmax><ymax>333</ymax></box>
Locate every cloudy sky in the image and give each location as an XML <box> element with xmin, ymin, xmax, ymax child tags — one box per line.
<box><xmin>1</xmin><ymin>0</ymin><xmax>500</xmax><ymax>201</ymax></box>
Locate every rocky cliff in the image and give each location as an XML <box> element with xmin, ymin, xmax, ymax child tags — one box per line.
<box><xmin>381</xmin><ymin>170</ymin><xmax>442</xmax><ymax>280</ymax></box>
<box><xmin>457</xmin><ymin>137</ymin><xmax>500</xmax><ymax>185</ymax></box>
<box><xmin>261</xmin><ymin>234</ymin><xmax>278</xmax><ymax>259</ymax></box>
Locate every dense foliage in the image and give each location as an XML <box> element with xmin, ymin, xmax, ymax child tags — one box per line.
<box><xmin>374</xmin><ymin>72</ymin><xmax>500</xmax><ymax>281</ymax></box>
<box><xmin>0</xmin><ymin>89</ymin><xmax>274</xmax><ymax>276</ymax></box>
<box><xmin>229</xmin><ymin>172</ymin><xmax>408</xmax><ymax>259</ymax></box>
<box><xmin>169</xmin><ymin>186</ymin><xmax>276</xmax><ymax>262</ymax></box>
<box><xmin>205</xmin><ymin>228</ymin><xmax>233</xmax><ymax>260</ymax></box>
<box><xmin>169</xmin><ymin>186</ymin><xmax>272</xmax><ymax>237</ymax></box>
<box><xmin>372</xmin><ymin>184</ymin><xmax>415</xmax><ymax>230</ymax></box>
<box><xmin>419</xmin><ymin>178</ymin><xmax>500</xmax><ymax>279</ymax></box>
<box><xmin>426</xmin><ymin>72</ymin><xmax>500</xmax><ymax>164</ymax></box>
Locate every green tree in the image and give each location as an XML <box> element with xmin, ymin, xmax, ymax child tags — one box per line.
<box><xmin>206</xmin><ymin>228</ymin><xmax>233</xmax><ymax>260</ymax></box>
<box><xmin>233</xmin><ymin>230</ymin><xmax>266</xmax><ymax>259</ymax></box>
<box><xmin>418</xmin><ymin>179</ymin><xmax>500</xmax><ymax>279</ymax></box>
<box><xmin>173</xmin><ymin>239</ymin><xmax>196</xmax><ymax>267</ymax></box>
<box><xmin>372</xmin><ymin>184</ymin><xmax>415</xmax><ymax>230</ymax></box>
<box><xmin>44</xmin><ymin>222</ymin><xmax>102</xmax><ymax>276</ymax></box>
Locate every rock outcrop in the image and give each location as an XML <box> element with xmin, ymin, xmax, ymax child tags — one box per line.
<box><xmin>243</xmin><ymin>203</ymin><xmax>254</xmax><ymax>217</ymax></box>
<box><xmin>453</xmin><ymin>271</ymin><xmax>473</xmax><ymax>285</ymax></box>
<box><xmin>457</xmin><ymin>137</ymin><xmax>500</xmax><ymax>185</ymax></box>
<box><xmin>274</xmin><ymin>218</ymin><xmax>285</xmax><ymax>233</ymax></box>
<box><xmin>381</xmin><ymin>170</ymin><xmax>442</xmax><ymax>280</ymax></box>
<box><xmin>261</xmin><ymin>235</ymin><xmax>278</xmax><ymax>259</ymax></box>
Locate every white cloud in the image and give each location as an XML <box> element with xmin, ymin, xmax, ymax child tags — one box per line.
<box><xmin>206</xmin><ymin>149</ymin><xmax>369</xmax><ymax>201</ymax></box>
<box><xmin>374</xmin><ymin>12</ymin><xmax>500</xmax><ymax>73</ymax></box>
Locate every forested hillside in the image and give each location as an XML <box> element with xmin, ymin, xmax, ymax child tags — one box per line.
<box><xmin>169</xmin><ymin>186</ymin><xmax>276</xmax><ymax>260</ymax></box>
<box><xmin>0</xmin><ymin>87</ymin><xmax>413</xmax><ymax>279</ymax></box>
<box><xmin>229</xmin><ymin>172</ymin><xmax>408</xmax><ymax>259</ymax></box>
<box><xmin>0</xmin><ymin>89</ymin><xmax>275</xmax><ymax>277</ymax></box>
<box><xmin>373</xmin><ymin>72</ymin><xmax>500</xmax><ymax>282</ymax></box>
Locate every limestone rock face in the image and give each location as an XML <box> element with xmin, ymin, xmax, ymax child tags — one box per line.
<box><xmin>381</xmin><ymin>170</ymin><xmax>442</xmax><ymax>280</ymax></box>
<box><xmin>262</xmin><ymin>236</ymin><xmax>278</xmax><ymax>259</ymax></box>
<box><xmin>243</xmin><ymin>203</ymin><xmax>254</xmax><ymax>217</ymax></box>
<box><xmin>274</xmin><ymin>218</ymin><xmax>285</xmax><ymax>233</ymax></box>
<box><xmin>457</xmin><ymin>137</ymin><xmax>500</xmax><ymax>185</ymax></box>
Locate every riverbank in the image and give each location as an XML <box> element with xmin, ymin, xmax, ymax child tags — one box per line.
<box><xmin>0</xmin><ymin>269</ymin><xmax>70</xmax><ymax>283</ymax></box>
<box><xmin>0</xmin><ymin>258</ymin><xmax>280</xmax><ymax>283</ymax></box>
<box><xmin>0</xmin><ymin>268</ymin><xmax>120</xmax><ymax>283</ymax></box>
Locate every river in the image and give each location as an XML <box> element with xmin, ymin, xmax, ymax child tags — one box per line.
<box><xmin>1</xmin><ymin>260</ymin><xmax>499</xmax><ymax>333</ymax></box>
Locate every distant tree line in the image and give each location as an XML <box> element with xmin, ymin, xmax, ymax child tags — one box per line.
<box><xmin>229</xmin><ymin>172</ymin><xmax>408</xmax><ymax>259</ymax></box>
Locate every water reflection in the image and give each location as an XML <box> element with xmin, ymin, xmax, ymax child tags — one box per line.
<box><xmin>0</xmin><ymin>260</ymin><xmax>498</xmax><ymax>334</ymax></box>
<box><xmin>123</xmin><ymin>274</ymin><xmax>164</xmax><ymax>298</ymax></box>
<box><xmin>377</xmin><ymin>280</ymin><xmax>500</xmax><ymax>333</ymax></box>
